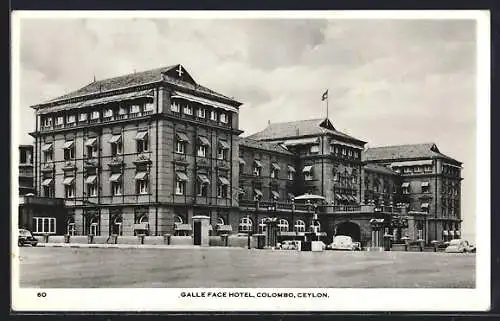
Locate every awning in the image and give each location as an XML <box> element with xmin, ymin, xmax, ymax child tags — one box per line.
<box><xmin>283</xmin><ymin>137</ymin><xmax>319</xmax><ymax>146</ymax></box>
<box><xmin>401</xmin><ymin>182</ymin><xmax>410</xmax><ymax>188</ymax></box>
<box><xmin>109</xmin><ymin>173</ymin><xmax>122</xmax><ymax>182</ymax></box>
<box><xmin>421</xmin><ymin>182</ymin><xmax>429</xmax><ymax>187</ymax></box>
<box><xmin>335</xmin><ymin>194</ymin><xmax>342</xmax><ymax>200</ymax></box>
<box><xmin>271</xmin><ymin>191</ymin><xmax>280</xmax><ymax>199</ymax></box>
<box><xmin>287</xmin><ymin>165</ymin><xmax>296</xmax><ymax>173</ymax></box>
<box><xmin>37</xmin><ymin>90</ymin><xmax>155</xmax><ymax>115</ymax></box>
<box><xmin>331</xmin><ymin>140</ymin><xmax>364</xmax><ymax>149</ymax></box>
<box><xmin>254</xmin><ymin>189</ymin><xmax>263</xmax><ymax>197</ymax></box>
<box><xmin>218</xmin><ymin>140</ymin><xmax>230</xmax><ymax>149</ymax></box>
<box><xmin>175</xmin><ymin>132</ymin><xmax>189</xmax><ymax>142</ymax></box>
<box><xmin>85</xmin><ymin>137</ymin><xmax>97</xmax><ymax>147</ymax></box>
<box><xmin>175</xmin><ymin>223</ymin><xmax>192</xmax><ymax>231</ymax></box>
<box><xmin>41</xmin><ymin>143</ymin><xmax>53</xmax><ymax>152</ymax></box>
<box><xmin>63</xmin><ymin>177</ymin><xmax>75</xmax><ymax>185</ymax></box>
<box><xmin>135</xmin><ymin>131</ymin><xmax>148</xmax><ymax>140</ymax></box>
<box><xmin>63</xmin><ymin>141</ymin><xmax>74</xmax><ymax>149</ymax></box>
<box><xmin>421</xmin><ymin>203</ymin><xmax>429</xmax><ymax>208</ymax></box>
<box><xmin>287</xmin><ymin>193</ymin><xmax>295</xmax><ymax>200</ymax></box>
<box><xmin>348</xmin><ymin>196</ymin><xmax>356</xmax><ymax>201</ymax></box>
<box><xmin>253</xmin><ymin>160</ymin><xmax>262</xmax><ymax>168</ymax></box>
<box><xmin>109</xmin><ymin>135</ymin><xmax>122</xmax><ymax>144</ymax></box>
<box><xmin>239</xmin><ymin>157</ymin><xmax>246</xmax><ymax>165</ymax></box>
<box><xmin>341</xmin><ymin>195</ymin><xmax>349</xmax><ymax>201</ymax></box>
<box><xmin>271</xmin><ymin>163</ymin><xmax>281</xmax><ymax>171</ymax></box>
<box><xmin>171</xmin><ymin>91</ymin><xmax>238</xmax><ymax>113</ymax></box>
<box><xmin>456</xmin><ymin>231</ymin><xmax>461</xmax><ymax>236</ymax></box>
<box><xmin>197</xmin><ymin>136</ymin><xmax>211</xmax><ymax>146</ymax></box>
<box><xmin>218</xmin><ymin>177</ymin><xmax>230</xmax><ymax>185</ymax></box>
<box><xmin>85</xmin><ymin>175</ymin><xmax>97</xmax><ymax>185</ymax></box>
<box><xmin>390</xmin><ymin>160</ymin><xmax>433</xmax><ymax>167</ymax></box>
<box><xmin>135</xmin><ymin>172</ymin><xmax>148</xmax><ymax>180</ymax></box>
<box><xmin>370</xmin><ymin>218</ymin><xmax>385</xmax><ymax>224</ymax></box>
<box><xmin>443</xmin><ymin>230</ymin><xmax>448</xmax><ymax>235</ymax></box>
<box><xmin>41</xmin><ymin>178</ymin><xmax>53</xmax><ymax>186</ymax></box>
<box><xmin>176</xmin><ymin>172</ymin><xmax>189</xmax><ymax>181</ymax></box>
<box><xmin>197</xmin><ymin>174</ymin><xmax>210</xmax><ymax>184</ymax></box>
<box><xmin>302</xmin><ymin>165</ymin><xmax>313</xmax><ymax>173</ymax></box>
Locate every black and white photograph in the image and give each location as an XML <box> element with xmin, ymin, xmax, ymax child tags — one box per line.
<box><xmin>11</xmin><ymin>10</ymin><xmax>490</xmax><ymax>311</ymax></box>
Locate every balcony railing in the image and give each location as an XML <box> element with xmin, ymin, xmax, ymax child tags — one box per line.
<box><xmin>116</xmin><ymin>114</ymin><xmax>128</xmax><ymax>120</ymax></box>
<box><xmin>89</xmin><ymin>118</ymin><xmax>100</xmax><ymax>124</ymax></box>
<box><xmin>143</xmin><ymin>110</ymin><xmax>154</xmax><ymax>116</ymax></box>
<box><xmin>102</xmin><ymin>116</ymin><xmax>114</xmax><ymax>122</ymax></box>
<box><xmin>129</xmin><ymin>112</ymin><xmax>142</xmax><ymax>118</ymax></box>
<box><xmin>67</xmin><ymin>122</ymin><xmax>77</xmax><ymax>128</ymax></box>
<box><xmin>54</xmin><ymin>123</ymin><xmax>64</xmax><ymax>129</ymax></box>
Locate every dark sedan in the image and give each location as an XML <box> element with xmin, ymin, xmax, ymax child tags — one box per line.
<box><xmin>18</xmin><ymin>229</ymin><xmax>38</xmax><ymax>247</ymax></box>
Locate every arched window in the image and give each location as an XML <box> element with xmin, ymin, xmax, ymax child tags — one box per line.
<box><xmin>217</xmin><ymin>217</ymin><xmax>224</xmax><ymax>226</ymax></box>
<box><xmin>278</xmin><ymin>219</ymin><xmax>289</xmax><ymax>232</ymax></box>
<box><xmin>239</xmin><ymin>217</ymin><xmax>253</xmax><ymax>233</ymax></box>
<box><xmin>258</xmin><ymin>218</ymin><xmax>269</xmax><ymax>234</ymax></box>
<box><xmin>294</xmin><ymin>220</ymin><xmax>306</xmax><ymax>233</ymax></box>
<box><xmin>89</xmin><ymin>217</ymin><xmax>99</xmax><ymax>235</ymax></box>
<box><xmin>139</xmin><ymin>215</ymin><xmax>148</xmax><ymax>224</ymax></box>
<box><xmin>174</xmin><ymin>215</ymin><xmax>183</xmax><ymax>227</ymax></box>
<box><xmin>112</xmin><ymin>215</ymin><xmax>123</xmax><ymax>236</ymax></box>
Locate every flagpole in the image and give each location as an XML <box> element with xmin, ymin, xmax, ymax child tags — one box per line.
<box><xmin>326</xmin><ymin>94</ymin><xmax>329</xmax><ymax>119</ymax></box>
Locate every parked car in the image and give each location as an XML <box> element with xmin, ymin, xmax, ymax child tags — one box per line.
<box><xmin>445</xmin><ymin>239</ymin><xmax>475</xmax><ymax>253</ymax></box>
<box><xmin>18</xmin><ymin>229</ymin><xmax>38</xmax><ymax>247</ymax></box>
<box><xmin>329</xmin><ymin>235</ymin><xmax>361</xmax><ymax>251</ymax></box>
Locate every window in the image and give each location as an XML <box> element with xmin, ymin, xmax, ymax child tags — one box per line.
<box><xmin>403</xmin><ymin>167</ymin><xmax>412</xmax><ymax>173</ymax></box>
<box><xmin>63</xmin><ymin>141</ymin><xmax>75</xmax><ymax>160</ymax></box>
<box><xmin>110</xmin><ymin>137</ymin><xmax>122</xmax><ymax>156</ymax></box>
<box><xmin>354</xmin><ymin>151</ymin><xmax>359</xmax><ymax>158</ymax></box>
<box><xmin>42</xmin><ymin>179</ymin><xmax>54</xmax><ymax>197</ymax></box>
<box><xmin>217</xmin><ymin>184</ymin><xmax>227</xmax><ymax>198</ymax></box>
<box><xmin>210</xmin><ymin>110</ymin><xmax>217</xmax><ymax>121</ymax></box>
<box><xmin>85</xmin><ymin>138</ymin><xmax>98</xmax><ymax>158</ymax></box>
<box><xmin>310</xmin><ymin>145</ymin><xmax>320</xmax><ymax>154</ymax></box>
<box><xmin>130</xmin><ymin>105</ymin><xmax>141</xmax><ymax>115</ymax></box>
<box><xmin>239</xmin><ymin>217</ymin><xmax>253</xmax><ymax>233</ymax></box>
<box><xmin>197</xmin><ymin>145</ymin><xmax>207</xmax><ymax>157</ymax></box>
<box><xmin>112</xmin><ymin>182</ymin><xmax>122</xmax><ymax>196</ymax></box>
<box><xmin>421</xmin><ymin>182</ymin><xmax>430</xmax><ymax>193</ymax></box>
<box><xmin>32</xmin><ymin>217</ymin><xmax>56</xmax><ymax>234</ymax></box>
<box><xmin>136</xmin><ymin>132</ymin><xmax>149</xmax><ymax>153</ymax></box>
<box><xmin>138</xmin><ymin>180</ymin><xmax>149</xmax><ymax>195</ymax></box>
<box><xmin>288</xmin><ymin>171</ymin><xmax>294</xmax><ymax>180</ymax></box>
<box><xmin>303</xmin><ymin>165</ymin><xmax>313</xmax><ymax>181</ymax></box>
<box><xmin>220</xmin><ymin>113</ymin><xmax>228</xmax><ymax>123</ymax></box>
<box><xmin>217</xmin><ymin>140</ymin><xmax>229</xmax><ymax>160</ymax></box>
<box><xmin>83</xmin><ymin>174</ymin><xmax>97</xmax><ymax>196</ymax></box>
<box><xmin>183</xmin><ymin>104</ymin><xmax>193</xmax><ymax>115</ymax></box>
<box><xmin>414</xmin><ymin>166</ymin><xmax>422</xmax><ymax>173</ymax></box>
<box><xmin>253</xmin><ymin>160</ymin><xmax>262</xmax><ymax>176</ymax></box>
<box><xmin>294</xmin><ymin>220</ymin><xmax>306</xmax><ymax>233</ymax></box>
<box><xmin>270</xmin><ymin>163</ymin><xmax>280</xmax><ymax>179</ymax></box>
<box><xmin>176</xmin><ymin>141</ymin><xmax>186</xmax><ymax>154</ymax></box>
<box><xmin>253</xmin><ymin>189</ymin><xmax>263</xmax><ymax>201</ymax></box>
<box><xmin>175</xmin><ymin>172</ymin><xmax>188</xmax><ymax>195</ymax></box>
<box><xmin>67</xmin><ymin>222</ymin><xmax>75</xmax><ymax>236</ymax></box>
<box><xmin>66</xmin><ymin>115</ymin><xmax>76</xmax><ymax>124</ymax></box>
<box><xmin>91</xmin><ymin>111</ymin><xmax>100</xmax><ymax>119</ymax></box>
<box><xmin>402</xmin><ymin>182</ymin><xmax>410</xmax><ymax>194</ymax></box>
<box><xmin>55</xmin><ymin>116</ymin><xmax>64</xmax><ymax>126</ymax></box>
<box><xmin>424</xmin><ymin>165</ymin><xmax>433</xmax><ymax>173</ymax></box>
<box><xmin>197</xmin><ymin>108</ymin><xmax>206</xmax><ymax>118</ymax></box>
<box><xmin>42</xmin><ymin>117</ymin><xmax>53</xmax><ymax>128</ymax></box>
<box><xmin>348</xmin><ymin>149</ymin><xmax>353</xmax><ymax>157</ymax></box>
<box><xmin>79</xmin><ymin>113</ymin><xmax>87</xmax><ymax>122</ymax></box>
<box><xmin>65</xmin><ymin>183</ymin><xmax>75</xmax><ymax>198</ymax></box>
<box><xmin>104</xmin><ymin>109</ymin><xmax>113</xmax><ymax>118</ymax></box>
<box><xmin>342</xmin><ymin>148</ymin><xmax>346</xmax><ymax>155</ymax></box>
<box><xmin>171</xmin><ymin>101</ymin><xmax>181</xmax><ymax>112</ymax></box>
<box><xmin>197</xmin><ymin>174</ymin><xmax>210</xmax><ymax>196</ymax></box>
<box><xmin>258</xmin><ymin>218</ymin><xmax>268</xmax><ymax>234</ymax></box>
<box><xmin>278</xmin><ymin>219</ymin><xmax>289</xmax><ymax>232</ymax></box>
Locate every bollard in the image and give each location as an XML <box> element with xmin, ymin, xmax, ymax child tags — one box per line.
<box><xmin>44</xmin><ymin>234</ymin><xmax>49</xmax><ymax>243</ymax></box>
<box><xmin>164</xmin><ymin>234</ymin><xmax>171</xmax><ymax>245</ymax></box>
<box><xmin>138</xmin><ymin>234</ymin><xmax>145</xmax><ymax>245</ymax></box>
<box><xmin>64</xmin><ymin>234</ymin><xmax>70</xmax><ymax>244</ymax></box>
<box><xmin>88</xmin><ymin>234</ymin><xmax>94</xmax><ymax>244</ymax></box>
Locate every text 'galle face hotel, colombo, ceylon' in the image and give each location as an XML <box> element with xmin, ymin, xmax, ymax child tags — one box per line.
<box><xmin>22</xmin><ymin>64</ymin><xmax>463</xmax><ymax>247</ymax></box>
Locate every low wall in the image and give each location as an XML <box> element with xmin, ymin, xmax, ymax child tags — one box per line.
<box><xmin>170</xmin><ymin>236</ymin><xmax>192</xmax><ymax>246</ymax></box>
<box><xmin>143</xmin><ymin>236</ymin><xmax>165</xmax><ymax>245</ymax></box>
<box><xmin>391</xmin><ymin>244</ymin><xmax>407</xmax><ymax>252</ymax></box>
<box><xmin>47</xmin><ymin>236</ymin><xmax>65</xmax><ymax>243</ymax></box>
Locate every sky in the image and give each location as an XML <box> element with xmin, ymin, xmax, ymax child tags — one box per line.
<box><xmin>15</xmin><ymin>15</ymin><xmax>478</xmax><ymax>238</ymax></box>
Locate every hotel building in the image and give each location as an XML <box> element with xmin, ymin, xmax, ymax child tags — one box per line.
<box><xmin>24</xmin><ymin>64</ymin><xmax>462</xmax><ymax>246</ymax></box>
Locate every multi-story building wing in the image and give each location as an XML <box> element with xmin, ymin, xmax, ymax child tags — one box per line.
<box><xmin>364</xmin><ymin>143</ymin><xmax>463</xmax><ymax>242</ymax></box>
<box><xmin>19</xmin><ymin>145</ymin><xmax>34</xmax><ymax>195</ymax></box>
<box><xmin>246</xmin><ymin>118</ymin><xmax>366</xmax><ymax>205</ymax></box>
<box><xmin>29</xmin><ymin>64</ymin><xmax>243</xmax><ymax>237</ymax></box>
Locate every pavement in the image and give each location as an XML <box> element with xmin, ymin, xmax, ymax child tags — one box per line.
<box><xmin>18</xmin><ymin>246</ymin><xmax>475</xmax><ymax>288</ymax></box>
<box><xmin>34</xmin><ymin>242</ymin><xmax>246</xmax><ymax>250</ymax></box>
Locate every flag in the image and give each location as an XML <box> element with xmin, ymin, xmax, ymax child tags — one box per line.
<box><xmin>321</xmin><ymin>90</ymin><xmax>328</xmax><ymax>101</ymax></box>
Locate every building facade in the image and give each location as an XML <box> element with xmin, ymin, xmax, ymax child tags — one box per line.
<box><xmin>25</xmin><ymin>64</ymin><xmax>463</xmax><ymax>246</ymax></box>
<box><xmin>19</xmin><ymin>145</ymin><xmax>34</xmax><ymax>195</ymax></box>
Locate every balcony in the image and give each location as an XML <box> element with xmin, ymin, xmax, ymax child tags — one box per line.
<box><xmin>41</xmin><ymin>126</ymin><xmax>53</xmax><ymax>131</ymax></box>
<box><xmin>66</xmin><ymin>122</ymin><xmax>77</xmax><ymax>128</ymax></box>
<box><xmin>116</xmin><ymin>114</ymin><xmax>128</xmax><ymax>120</ymax></box>
<box><xmin>129</xmin><ymin>112</ymin><xmax>142</xmax><ymax>118</ymax></box>
<box><xmin>54</xmin><ymin>123</ymin><xmax>64</xmax><ymax>129</ymax></box>
<box><xmin>143</xmin><ymin>110</ymin><xmax>154</xmax><ymax>116</ymax></box>
<box><xmin>102</xmin><ymin>116</ymin><xmax>115</xmax><ymax>122</ymax></box>
<box><xmin>89</xmin><ymin>118</ymin><xmax>100</xmax><ymax>124</ymax></box>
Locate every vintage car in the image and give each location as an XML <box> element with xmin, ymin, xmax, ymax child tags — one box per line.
<box><xmin>445</xmin><ymin>239</ymin><xmax>476</xmax><ymax>253</ymax></box>
<box><xmin>18</xmin><ymin>229</ymin><xmax>38</xmax><ymax>247</ymax></box>
<box><xmin>329</xmin><ymin>235</ymin><xmax>361</xmax><ymax>251</ymax></box>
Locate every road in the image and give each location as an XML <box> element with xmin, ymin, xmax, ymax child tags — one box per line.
<box><xmin>18</xmin><ymin>247</ymin><xmax>475</xmax><ymax>288</ymax></box>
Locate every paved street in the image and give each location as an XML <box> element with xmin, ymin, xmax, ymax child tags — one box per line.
<box><xmin>18</xmin><ymin>247</ymin><xmax>475</xmax><ymax>288</ymax></box>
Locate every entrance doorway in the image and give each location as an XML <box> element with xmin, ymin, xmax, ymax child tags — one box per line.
<box><xmin>193</xmin><ymin>221</ymin><xmax>201</xmax><ymax>245</ymax></box>
<box><xmin>335</xmin><ymin>221</ymin><xmax>361</xmax><ymax>242</ymax></box>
